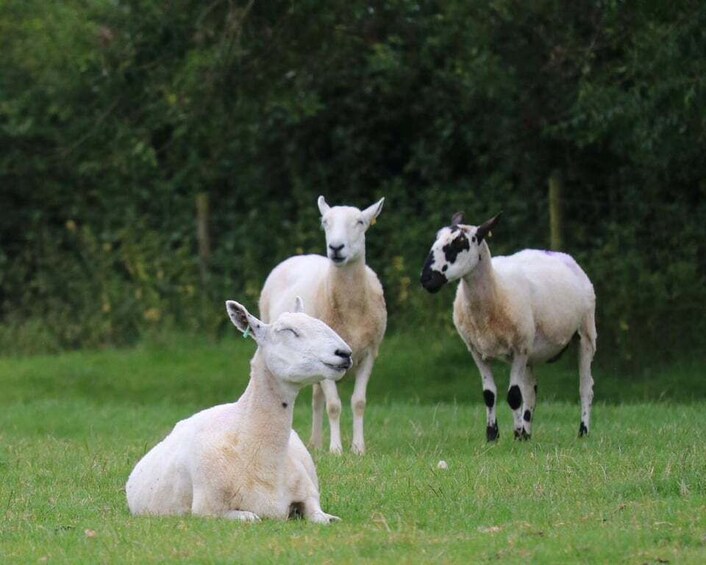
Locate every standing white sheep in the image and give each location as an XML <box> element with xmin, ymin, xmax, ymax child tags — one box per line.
<box><xmin>420</xmin><ymin>212</ymin><xmax>597</xmax><ymax>441</ymax></box>
<box><xmin>259</xmin><ymin>196</ymin><xmax>387</xmax><ymax>455</ymax></box>
<box><xmin>125</xmin><ymin>298</ymin><xmax>352</xmax><ymax>523</ymax></box>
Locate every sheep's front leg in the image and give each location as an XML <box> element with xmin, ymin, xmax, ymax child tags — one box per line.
<box><xmin>320</xmin><ymin>379</ymin><xmax>343</xmax><ymax>455</ymax></box>
<box><xmin>287</xmin><ymin>456</ymin><xmax>339</xmax><ymax>523</ymax></box>
<box><xmin>303</xmin><ymin>498</ymin><xmax>341</xmax><ymax>524</ymax></box>
<box><xmin>508</xmin><ymin>353</ymin><xmax>529</xmax><ymax>440</ymax></box>
<box><xmin>469</xmin><ymin>347</ymin><xmax>499</xmax><ymax>442</ymax></box>
<box><xmin>351</xmin><ymin>353</ymin><xmax>375</xmax><ymax>455</ymax></box>
<box><xmin>309</xmin><ymin>383</ymin><xmax>325</xmax><ymax>449</ymax></box>
<box><xmin>520</xmin><ymin>365</ymin><xmax>537</xmax><ymax>438</ymax></box>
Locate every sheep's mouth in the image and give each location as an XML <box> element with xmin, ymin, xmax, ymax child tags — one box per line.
<box><xmin>324</xmin><ymin>361</ymin><xmax>350</xmax><ymax>372</ymax></box>
<box><xmin>330</xmin><ymin>255</ymin><xmax>346</xmax><ymax>264</ymax></box>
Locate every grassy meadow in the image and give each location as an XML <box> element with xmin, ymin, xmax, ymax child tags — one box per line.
<box><xmin>1</xmin><ymin>332</ymin><xmax>705</xmax><ymax>563</ymax></box>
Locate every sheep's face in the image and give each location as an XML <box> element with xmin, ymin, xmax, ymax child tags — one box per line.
<box><xmin>318</xmin><ymin>196</ymin><xmax>384</xmax><ymax>266</ymax></box>
<box><xmin>420</xmin><ymin>225</ymin><xmax>478</xmax><ymax>292</ymax></box>
<box><xmin>420</xmin><ymin>212</ymin><xmax>502</xmax><ymax>293</ymax></box>
<box><xmin>226</xmin><ymin>299</ymin><xmax>353</xmax><ymax>388</ymax></box>
<box><xmin>263</xmin><ymin>312</ymin><xmax>353</xmax><ymax>387</ymax></box>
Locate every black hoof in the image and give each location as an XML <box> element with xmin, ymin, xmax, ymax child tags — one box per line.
<box><xmin>578</xmin><ymin>422</ymin><xmax>589</xmax><ymax>437</ymax></box>
<box><xmin>486</xmin><ymin>422</ymin><xmax>499</xmax><ymax>442</ymax></box>
<box><xmin>514</xmin><ymin>428</ymin><xmax>531</xmax><ymax>441</ymax></box>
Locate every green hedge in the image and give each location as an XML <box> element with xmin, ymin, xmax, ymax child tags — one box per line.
<box><xmin>1</xmin><ymin>0</ymin><xmax>704</xmax><ymax>369</ymax></box>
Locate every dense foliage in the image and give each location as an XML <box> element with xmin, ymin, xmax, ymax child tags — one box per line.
<box><xmin>1</xmin><ymin>0</ymin><xmax>704</xmax><ymax>368</ymax></box>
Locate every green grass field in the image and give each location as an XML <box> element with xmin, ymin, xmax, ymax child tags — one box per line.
<box><xmin>1</xmin><ymin>333</ymin><xmax>704</xmax><ymax>563</ymax></box>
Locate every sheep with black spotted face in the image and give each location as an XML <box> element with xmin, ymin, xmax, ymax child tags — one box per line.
<box><xmin>420</xmin><ymin>212</ymin><xmax>597</xmax><ymax>441</ymax></box>
<box><xmin>259</xmin><ymin>196</ymin><xmax>387</xmax><ymax>455</ymax></box>
<box><xmin>125</xmin><ymin>298</ymin><xmax>352</xmax><ymax>523</ymax></box>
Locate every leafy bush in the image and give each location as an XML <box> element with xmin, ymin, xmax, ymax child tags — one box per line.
<box><xmin>0</xmin><ymin>1</ymin><xmax>704</xmax><ymax>369</ymax></box>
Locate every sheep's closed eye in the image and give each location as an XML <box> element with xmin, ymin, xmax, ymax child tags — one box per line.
<box><xmin>356</xmin><ymin>219</ymin><xmax>364</xmax><ymax>226</ymax></box>
<box><xmin>280</xmin><ymin>328</ymin><xmax>299</xmax><ymax>337</ymax></box>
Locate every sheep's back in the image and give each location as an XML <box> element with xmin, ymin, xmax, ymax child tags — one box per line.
<box><xmin>125</xmin><ymin>403</ymin><xmax>241</xmax><ymax>515</ymax></box>
<box><xmin>494</xmin><ymin>250</ymin><xmax>595</xmax><ymax>344</ymax></box>
<box><xmin>259</xmin><ymin>255</ymin><xmax>329</xmax><ymax>322</ymax></box>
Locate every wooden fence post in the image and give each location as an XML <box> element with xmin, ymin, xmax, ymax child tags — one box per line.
<box><xmin>548</xmin><ymin>170</ymin><xmax>563</xmax><ymax>251</ymax></box>
<box><xmin>196</xmin><ymin>192</ymin><xmax>210</xmax><ymax>284</ymax></box>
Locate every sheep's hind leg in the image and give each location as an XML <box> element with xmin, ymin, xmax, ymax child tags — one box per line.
<box><xmin>578</xmin><ymin>326</ymin><xmax>596</xmax><ymax>437</ymax></box>
<box><xmin>309</xmin><ymin>383</ymin><xmax>325</xmax><ymax>449</ymax></box>
<box><xmin>351</xmin><ymin>353</ymin><xmax>375</xmax><ymax>455</ymax></box>
<box><xmin>192</xmin><ymin>488</ymin><xmax>259</xmax><ymax>521</ymax></box>
<box><xmin>470</xmin><ymin>348</ymin><xmax>499</xmax><ymax>442</ymax></box>
<box><xmin>508</xmin><ymin>354</ymin><xmax>529</xmax><ymax>440</ymax></box>
<box><xmin>224</xmin><ymin>510</ymin><xmax>261</xmax><ymax>522</ymax></box>
<box><xmin>320</xmin><ymin>379</ymin><xmax>343</xmax><ymax>455</ymax></box>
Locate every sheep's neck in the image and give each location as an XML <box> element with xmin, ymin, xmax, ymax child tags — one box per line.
<box><xmin>325</xmin><ymin>257</ymin><xmax>369</xmax><ymax>313</ymax></box>
<box><xmin>460</xmin><ymin>242</ymin><xmax>502</xmax><ymax>317</ymax></box>
<box><xmin>237</xmin><ymin>351</ymin><xmax>296</xmax><ymax>457</ymax></box>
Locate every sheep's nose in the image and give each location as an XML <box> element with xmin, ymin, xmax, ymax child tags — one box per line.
<box><xmin>329</xmin><ymin>243</ymin><xmax>345</xmax><ymax>252</ymax></box>
<box><xmin>420</xmin><ymin>269</ymin><xmax>447</xmax><ymax>294</ymax></box>
<box><xmin>335</xmin><ymin>349</ymin><xmax>352</xmax><ymax>368</ymax></box>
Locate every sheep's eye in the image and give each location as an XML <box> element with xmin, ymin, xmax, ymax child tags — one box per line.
<box><xmin>356</xmin><ymin>219</ymin><xmax>365</xmax><ymax>226</ymax></box>
<box><xmin>471</xmin><ymin>236</ymin><xmax>477</xmax><ymax>243</ymax></box>
<box><xmin>281</xmin><ymin>328</ymin><xmax>299</xmax><ymax>337</ymax></box>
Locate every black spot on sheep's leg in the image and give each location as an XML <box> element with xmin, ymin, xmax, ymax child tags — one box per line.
<box><xmin>507</xmin><ymin>385</ymin><xmax>522</xmax><ymax>410</ymax></box>
<box><xmin>579</xmin><ymin>422</ymin><xmax>589</xmax><ymax>437</ymax></box>
<box><xmin>519</xmin><ymin>410</ymin><xmax>533</xmax><ymax>441</ymax></box>
<box><xmin>486</xmin><ymin>422</ymin><xmax>499</xmax><ymax>442</ymax></box>
<box><xmin>483</xmin><ymin>389</ymin><xmax>495</xmax><ymax>408</ymax></box>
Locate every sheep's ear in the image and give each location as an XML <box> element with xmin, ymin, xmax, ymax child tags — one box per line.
<box><xmin>225</xmin><ymin>300</ymin><xmax>267</xmax><ymax>342</ymax></box>
<box><xmin>362</xmin><ymin>197</ymin><xmax>384</xmax><ymax>226</ymax></box>
<box><xmin>293</xmin><ymin>296</ymin><xmax>305</xmax><ymax>313</ymax></box>
<box><xmin>476</xmin><ymin>212</ymin><xmax>503</xmax><ymax>243</ymax></box>
<box><xmin>451</xmin><ymin>211</ymin><xmax>465</xmax><ymax>226</ymax></box>
<box><xmin>317</xmin><ymin>195</ymin><xmax>330</xmax><ymax>216</ymax></box>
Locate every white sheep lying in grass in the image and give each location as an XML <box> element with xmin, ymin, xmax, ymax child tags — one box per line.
<box><xmin>259</xmin><ymin>196</ymin><xmax>387</xmax><ymax>455</ymax></box>
<box><xmin>420</xmin><ymin>212</ymin><xmax>597</xmax><ymax>441</ymax></box>
<box><xmin>125</xmin><ymin>298</ymin><xmax>352</xmax><ymax>523</ymax></box>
